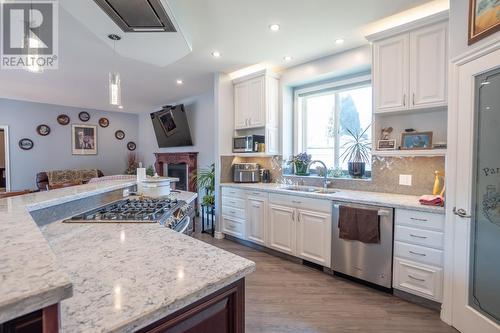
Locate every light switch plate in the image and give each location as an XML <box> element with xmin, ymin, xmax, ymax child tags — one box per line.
<box><xmin>399</xmin><ymin>174</ymin><xmax>412</xmax><ymax>186</ymax></box>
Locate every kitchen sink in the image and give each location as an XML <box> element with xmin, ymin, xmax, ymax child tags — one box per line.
<box><xmin>281</xmin><ymin>185</ymin><xmax>336</xmax><ymax>194</ymax></box>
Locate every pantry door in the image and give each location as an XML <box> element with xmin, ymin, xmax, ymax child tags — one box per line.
<box><xmin>451</xmin><ymin>47</ymin><xmax>500</xmax><ymax>333</ymax></box>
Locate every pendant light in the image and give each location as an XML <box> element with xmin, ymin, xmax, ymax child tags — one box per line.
<box><xmin>108</xmin><ymin>34</ymin><xmax>121</xmax><ymax>106</ymax></box>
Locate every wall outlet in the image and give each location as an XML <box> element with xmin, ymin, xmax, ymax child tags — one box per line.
<box><xmin>399</xmin><ymin>174</ymin><xmax>412</xmax><ymax>186</ymax></box>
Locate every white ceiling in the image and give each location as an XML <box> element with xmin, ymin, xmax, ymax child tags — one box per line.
<box><xmin>0</xmin><ymin>0</ymin><xmax>435</xmax><ymax>114</ymax></box>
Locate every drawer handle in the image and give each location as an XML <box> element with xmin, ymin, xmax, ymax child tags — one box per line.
<box><xmin>229</xmin><ymin>191</ymin><xmax>236</xmax><ymax>194</ymax></box>
<box><xmin>292</xmin><ymin>200</ymin><xmax>302</xmax><ymax>204</ymax></box>
<box><xmin>252</xmin><ymin>204</ymin><xmax>260</xmax><ymax>208</ymax></box>
<box><xmin>409</xmin><ymin>234</ymin><xmax>427</xmax><ymax>239</ymax></box>
<box><xmin>409</xmin><ymin>250</ymin><xmax>426</xmax><ymax>257</ymax></box>
<box><xmin>226</xmin><ymin>225</ymin><xmax>235</xmax><ymax>230</ymax></box>
<box><xmin>230</xmin><ymin>210</ymin><xmax>236</xmax><ymax>214</ymax></box>
<box><xmin>408</xmin><ymin>275</ymin><xmax>426</xmax><ymax>282</ymax></box>
<box><xmin>252</xmin><ymin>192</ymin><xmax>260</xmax><ymax>195</ymax></box>
<box><xmin>410</xmin><ymin>217</ymin><xmax>428</xmax><ymax>222</ymax></box>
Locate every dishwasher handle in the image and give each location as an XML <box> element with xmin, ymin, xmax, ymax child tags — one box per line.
<box><xmin>333</xmin><ymin>204</ymin><xmax>391</xmax><ymax>216</ymax></box>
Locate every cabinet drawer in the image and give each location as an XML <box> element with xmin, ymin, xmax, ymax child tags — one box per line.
<box><xmin>395</xmin><ymin>225</ymin><xmax>444</xmax><ymax>250</ymax></box>
<box><xmin>222</xmin><ymin>206</ymin><xmax>246</xmax><ymax>220</ymax></box>
<box><xmin>395</xmin><ymin>209</ymin><xmax>445</xmax><ymax>231</ymax></box>
<box><xmin>394</xmin><ymin>241</ymin><xmax>443</xmax><ymax>267</ymax></box>
<box><xmin>269</xmin><ymin>193</ymin><xmax>331</xmax><ymax>213</ymax></box>
<box><xmin>246</xmin><ymin>190</ymin><xmax>268</xmax><ymax>199</ymax></box>
<box><xmin>221</xmin><ymin>187</ymin><xmax>246</xmax><ymax>199</ymax></box>
<box><xmin>393</xmin><ymin>257</ymin><xmax>443</xmax><ymax>302</ymax></box>
<box><xmin>222</xmin><ymin>196</ymin><xmax>246</xmax><ymax>209</ymax></box>
<box><xmin>222</xmin><ymin>216</ymin><xmax>245</xmax><ymax>239</ymax></box>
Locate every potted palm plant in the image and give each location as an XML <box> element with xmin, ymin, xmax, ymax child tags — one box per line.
<box><xmin>340</xmin><ymin>125</ymin><xmax>371</xmax><ymax>178</ymax></box>
<box><xmin>191</xmin><ymin>163</ymin><xmax>215</xmax><ymax>205</ymax></box>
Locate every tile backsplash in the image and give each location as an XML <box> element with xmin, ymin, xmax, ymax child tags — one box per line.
<box><xmin>220</xmin><ymin>155</ymin><xmax>445</xmax><ymax>196</ymax></box>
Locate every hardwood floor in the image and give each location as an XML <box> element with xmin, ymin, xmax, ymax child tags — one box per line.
<box><xmin>195</xmin><ymin>233</ymin><xmax>458</xmax><ymax>333</ymax></box>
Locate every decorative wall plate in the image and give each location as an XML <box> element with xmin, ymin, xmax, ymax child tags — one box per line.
<box><xmin>127</xmin><ymin>141</ymin><xmax>136</xmax><ymax>151</ymax></box>
<box><xmin>115</xmin><ymin>130</ymin><xmax>125</xmax><ymax>140</ymax></box>
<box><xmin>79</xmin><ymin>111</ymin><xmax>90</xmax><ymax>122</ymax></box>
<box><xmin>36</xmin><ymin>124</ymin><xmax>51</xmax><ymax>136</ymax></box>
<box><xmin>19</xmin><ymin>138</ymin><xmax>34</xmax><ymax>150</ymax></box>
<box><xmin>98</xmin><ymin>117</ymin><xmax>109</xmax><ymax>128</ymax></box>
<box><xmin>57</xmin><ymin>114</ymin><xmax>70</xmax><ymax>125</ymax></box>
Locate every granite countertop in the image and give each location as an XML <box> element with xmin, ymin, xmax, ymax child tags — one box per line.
<box><xmin>1</xmin><ymin>180</ymin><xmax>255</xmax><ymax>332</ymax></box>
<box><xmin>220</xmin><ymin>182</ymin><xmax>445</xmax><ymax>214</ymax></box>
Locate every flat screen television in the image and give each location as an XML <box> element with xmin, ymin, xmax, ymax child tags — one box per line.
<box><xmin>150</xmin><ymin>104</ymin><xmax>193</xmax><ymax>148</ymax></box>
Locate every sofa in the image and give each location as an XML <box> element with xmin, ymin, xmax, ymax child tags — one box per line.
<box><xmin>36</xmin><ymin>169</ymin><xmax>104</xmax><ymax>191</ymax></box>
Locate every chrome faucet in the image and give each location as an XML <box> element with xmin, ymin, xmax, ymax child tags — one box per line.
<box><xmin>307</xmin><ymin>160</ymin><xmax>330</xmax><ymax>189</ymax></box>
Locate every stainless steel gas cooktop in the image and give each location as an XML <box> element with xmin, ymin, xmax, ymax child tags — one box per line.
<box><xmin>63</xmin><ymin>196</ymin><xmax>192</xmax><ymax>232</ymax></box>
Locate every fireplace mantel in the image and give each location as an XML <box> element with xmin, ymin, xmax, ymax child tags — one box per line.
<box><xmin>154</xmin><ymin>152</ymin><xmax>198</xmax><ymax>194</ymax></box>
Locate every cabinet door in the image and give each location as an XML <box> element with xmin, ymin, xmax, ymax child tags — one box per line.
<box><xmin>296</xmin><ymin>210</ymin><xmax>332</xmax><ymax>267</ymax></box>
<box><xmin>246</xmin><ymin>197</ymin><xmax>267</xmax><ymax>245</ymax></box>
<box><xmin>267</xmin><ymin>204</ymin><xmax>295</xmax><ymax>255</ymax></box>
<box><xmin>234</xmin><ymin>82</ymin><xmax>248</xmax><ymax>129</ymax></box>
<box><xmin>265</xmin><ymin>127</ymin><xmax>279</xmax><ymax>155</ymax></box>
<box><xmin>373</xmin><ymin>34</ymin><xmax>409</xmax><ymax>113</ymax></box>
<box><xmin>409</xmin><ymin>22</ymin><xmax>447</xmax><ymax>109</ymax></box>
<box><xmin>247</xmin><ymin>76</ymin><xmax>266</xmax><ymax>128</ymax></box>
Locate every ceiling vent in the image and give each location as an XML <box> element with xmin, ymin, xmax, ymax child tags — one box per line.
<box><xmin>93</xmin><ymin>0</ymin><xmax>176</xmax><ymax>32</ymax></box>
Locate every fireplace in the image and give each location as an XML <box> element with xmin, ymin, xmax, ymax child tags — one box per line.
<box><xmin>154</xmin><ymin>152</ymin><xmax>198</xmax><ymax>194</ymax></box>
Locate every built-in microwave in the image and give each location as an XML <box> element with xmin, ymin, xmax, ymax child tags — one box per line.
<box><xmin>233</xmin><ymin>135</ymin><xmax>265</xmax><ymax>153</ymax></box>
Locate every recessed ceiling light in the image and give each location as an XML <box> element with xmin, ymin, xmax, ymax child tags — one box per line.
<box><xmin>176</xmin><ymin>79</ymin><xmax>183</xmax><ymax>85</ymax></box>
<box><xmin>118</xmin><ymin>105</ymin><xmax>123</xmax><ymax>109</ymax></box>
<box><xmin>269</xmin><ymin>24</ymin><xmax>280</xmax><ymax>31</ymax></box>
<box><xmin>283</xmin><ymin>56</ymin><xmax>292</xmax><ymax>62</ymax></box>
<box><xmin>211</xmin><ymin>51</ymin><xmax>221</xmax><ymax>58</ymax></box>
<box><xmin>335</xmin><ymin>38</ymin><xmax>345</xmax><ymax>45</ymax></box>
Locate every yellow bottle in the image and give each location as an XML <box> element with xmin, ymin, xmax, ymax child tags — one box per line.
<box><xmin>432</xmin><ymin>171</ymin><xmax>443</xmax><ymax>196</ymax></box>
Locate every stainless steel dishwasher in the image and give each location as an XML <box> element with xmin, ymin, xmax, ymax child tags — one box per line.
<box><xmin>332</xmin><ymin>202</ymin><xmax>394</xmax><ymax>289</ymax></box>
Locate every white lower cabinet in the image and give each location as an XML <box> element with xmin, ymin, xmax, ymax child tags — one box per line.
<box><xmin>296</xmin><ymin>209</ymin><xmax>331</xmax><ymax>267</ymax></box>
<box><xmin>267</xmin><ymin>204</ymin><xmax>296</xmax><ymax>256</ymax></box>
<box><xmin>393</xmin><ymin>257</ymin><xmax>443</xmax><ymax>302</ymax></box>
<box><xmin>246</xmin><ymin>196</ymin><xmax>267</xmax><ymax>246</ymax></box>
<box><xmin>393</xmin><ymin>208</ymin><xmax>444</xmax><ymax>302</ymax></box>
<box><xmin>221</xmin><ymin>216</ymin><xmax>246</xmax><ymax>239</ymax></box>
<box><xmin>221</xmin><ymin>187</ymin><xmax>332</xmax><ymax>268</ymax></box>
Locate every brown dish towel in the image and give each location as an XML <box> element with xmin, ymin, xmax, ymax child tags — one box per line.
<box><xmin>339</xmin><ymin>205</ymin><xmax>380</xmax><ymax>243</ymax></box>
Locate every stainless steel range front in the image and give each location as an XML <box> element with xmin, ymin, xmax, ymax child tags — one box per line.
<box><xmin>63</xmin><ymin>196</ymin><xmax>193</xmax><ymax>234</ymax></box>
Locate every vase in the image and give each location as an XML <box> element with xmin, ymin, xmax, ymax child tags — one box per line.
<box><xmin>348</xmin><ymin>162</ymin><xmax>365</xmax><ymax>178</ymax></box>
<box><xmin>294</xmin><ymin>162</ymin><xmax>310</xmax><ymax>176</ymax></box>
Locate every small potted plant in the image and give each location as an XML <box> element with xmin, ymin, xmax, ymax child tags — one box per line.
<box><xmin>290</xmin><ymin>152</ymin><xmax>312</xmax><ymax>176</ymax></box>
<box><xmin>340</xmin><ymin>126</ymin><xmax>371</xmax><ymax>178</ymax></box>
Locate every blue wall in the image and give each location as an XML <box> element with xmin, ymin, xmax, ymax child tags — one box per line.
<box><xmin>0</xmin><ymin>98</ymin><xmax>139</xmax><ymax>190</ymax></box>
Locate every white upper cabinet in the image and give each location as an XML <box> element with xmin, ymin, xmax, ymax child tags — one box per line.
<box><xmin>409</xmin><ymin>22</ymin><xmax>447</xmax><ymax>109</ymax></box>
<box><xmin>373</xmin><ymin>34</ymin><xmax>409</xmax><ymax>112</ymax></box>
<box><xmin>234</xmin><ymin>81</ymin><xmax>249</xmax><ymax>129</ymax></box>
<box><xmin>371</xmin><ymin>19</ymin><xmax>448</xmax><ymax>114</ymax></box>
<box><xmin>233</xmin><ymin>71</ymin><xmax>279</xmax><ymax>130</ymax></box>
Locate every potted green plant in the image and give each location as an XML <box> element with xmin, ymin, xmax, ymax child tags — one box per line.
<box><xmin>289</xmin><ymin>152</ymin><xmax>312</xmax><ymax>176</ymax></box>
<box><xmin>340</xmin><ymin>125</ymin><xmax>371</xmax><ymax>178</ymax></box>
<box><xmin>191</xmin><ymin>163</ymin><xmax>215</xmax><ymax>206</ymax></box>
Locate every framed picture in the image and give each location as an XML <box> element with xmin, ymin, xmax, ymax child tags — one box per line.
<box><xmin>115</xmin><ymin>130</ymin><xmax>125</xmax><ymax>140</ymax></box>
<box><xmin>158</xmin><ymin>109</ymin><xmax>178</xmax><ymax>137</ymax></box>
<box><xmin>18</xmin><ymin>138</ymin><xmax>34</xmax><ymax>150</ymax></box>
<box><xmin>36</xmin><ymin>124</ymin><xmax>51</xmax><ymax>136</ymax></box>
<box><xmin>72</xmin><ymin>124</ymin><xmax>97</xmax><ymax>155</ymax></box>
<box><xmin>98</xmin><ymin>117</ymin><xmax>109</xmax><ymax>128</ymax></box>
<box><xmin>377</xmin><ymin>139</ymin><xmax>397</xmax><ymax>150</ymax></box>
<box><xmin>401</xmin><ymin>131</ymin><xmax>433</xmax><ymax>150</ymax></box>
<box><xmin>78</xmin><ymin>111</ymin><xmax>90</xmax><ymax>122</ymax></box>
<box><xmin>57</xmin><ymin>114</ymin><xmax>70</xmax><ymax>125</ymax></box>
<box><xmin>468</xmin><ymin>0</ymin><xmax>500</xmax><ymax>45</ymax></box>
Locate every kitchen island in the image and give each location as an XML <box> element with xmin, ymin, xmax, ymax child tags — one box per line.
<box><xmin>0</xmin><ymin>180</ymin><xmax>255</xmax><ymax>332</ymax></box>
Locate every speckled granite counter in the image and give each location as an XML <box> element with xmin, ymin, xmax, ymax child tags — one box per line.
<box><xmin>1</xmin><ymin>180</ymin><xmax>255</xmax><ymax>332</ymax></box>
<box><xmin>220</xmin><ymin>183</ymin><xmax>445</xmax><ymax>214</ymax></box>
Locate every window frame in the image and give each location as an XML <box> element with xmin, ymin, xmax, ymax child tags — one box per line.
<box><xmin>293</xmin><ymin>74</ymin><xmax>372</xmax><ymax>170</ymax></box>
